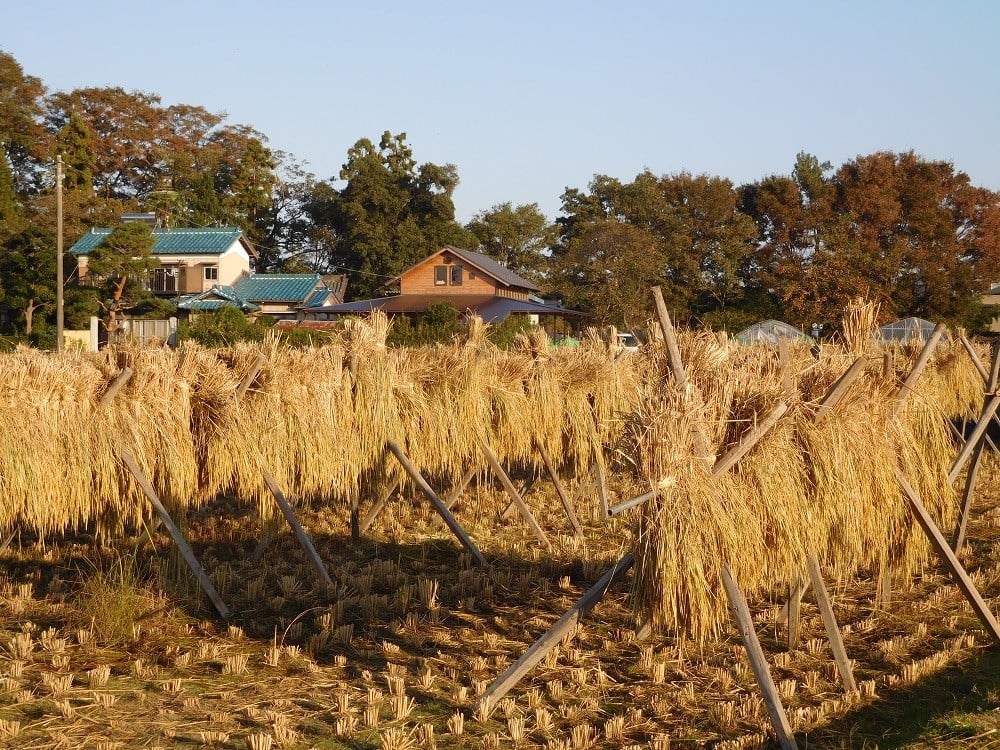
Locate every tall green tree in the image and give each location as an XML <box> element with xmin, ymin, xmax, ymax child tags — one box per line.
<box><xmin>85</xmin><ymin>222</ymin><xmax>158</xmax><ymax>333</ymax></box>
<box><xmin>305</xmin><ymin>131</ymin><xmax>475</xmax><ymax>298</ymax></box>
<box><xmin>466</xmin><ymin>202</ymin><xmax>557</xmax><ymax>283</ymax></box>
<box><xmin>0</xmin><ymin>226</ymin><xmax>56</xmax><ymax>335</ymax></box>
<box><xmin>54</xmin><ymin>112</ymin><xmax>96</xmax><ymax>192</ymax></box>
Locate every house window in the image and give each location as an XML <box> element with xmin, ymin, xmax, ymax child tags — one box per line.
<box><xmin>205</xmin><ymin>266</ymin><xmax>219</xmax><ymax>281</ymax></box>
<box><xmin>434</xmin><ymin>265</ymin><xmax>447</xmax><ymax>285</ymax></box>
<box><xmin>450</xmin><ymin>265</ymin><xmax>463</xmax><ymax>285</ymax></box>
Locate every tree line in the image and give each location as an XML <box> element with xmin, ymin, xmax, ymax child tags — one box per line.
<box><xmin>1</xmin><ymin>48</ymin><xmax>998</xmax><ymax>346</ymax></box>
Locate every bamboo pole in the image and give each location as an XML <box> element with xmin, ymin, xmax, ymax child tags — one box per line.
<box><xmin>234</xmin><ymin>353</ymin><xmax>266</xmax><ymax>401</ymax></box>
<box><xmin>711</xmin><ymin>402</ymin><xmax>789</xmax><ymax>477</ymax></box>
<box><xmin>97</xmin><ymin>367</ymin><xmax>134</xmax><ymax>410</ymax></box>
<box><xmin>360</xmin><ymin>478</ymin><xmax>401</xmax><ymax>534</ymax></box>
<box><xmin>721</xmin><ymin>564</ymin><xmax>799</xmax><ymax>750</ymax></box>
<box><xmin>477</xmin><ymin>554</ymin><xmax>634</xmax><ymax>716</ymax></box>
<box><xmin>947</xmin><ymin>395</ymin><xmax>1000</xmax><ymax>484</ymax></box>
<box><xmin>813</xmin><ymin>357</ymin><xmax>869</xmax><ymax>424</ymax></box>
<box><xmin>387</xmin><ymin>440</ymin><xmax>487</xmax><ymax>566</ymax></box>
<box><xmin>898</xmin><ymin>472</ymin><xmax>1000</xmax><ymax>643</ymax></box>
<box><xmin>444</xmin><ymin>466</ymin><xmax>478</xmax><ymax>510</ymax></box>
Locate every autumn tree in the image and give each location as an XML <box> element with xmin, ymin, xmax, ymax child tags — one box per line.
<box><xmin>85</xmin><ymin>222</ymin><xmax>158</xmax><ymax>333</ymax></box>
<box><xmin>0</xmin><ymin>50</ymin><xmax>49</xmax><ymax>192</ymax></box>
<box><xmin>466</xmin><ymin>202</ymin><xmax>557</xmax><ymax>283</ymax></box>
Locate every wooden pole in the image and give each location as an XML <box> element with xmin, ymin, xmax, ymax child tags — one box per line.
<box><xmin>783</xmin><ymin>579</ymin><xmax>807</xmax><ymax>650</ymax></box>
<box><xmin>959</xmin><ymin>334</ymin><xmax>990</xmax><ymax>383</ymax></box>
<box><xmin>806</xmin><ymin>555</ymin><xmax>857</xmax><ymax>693</ymax></box>
<box><xmin>711</xmin><ymin>402</ymin><xmax>788</xmax><ymax>478</ymax></box>
<box><xmin>813</xmin><ymin>357</ymin><xmax>868</xmax><ymax>424</ymax></box>
<box><xmin>947</xmin><ymin>395</ymin><xmax>1000</xmax><ymax>484</ymax></box>
<box><xmin>444</xmin><ymin>466</ymin><xmax>478</xmax><ymax>510</ymax></box>
<box><xmin>480</xmin><ymin>441</ymin><xmax>551</xmax><ymax>551</ymax></box>
<box><xmin>953</xmin><ymin>339</ymin><xmax>1000</xmax><ymax>550</ymax></box>
<box><xmin>721</xmin><ymin>564</ymin><xmax>799</xmax><ymax>750</ymax></box>
<box><xmin>261</xmin><ymin>467</ymin><xmax>333</xmax><ymax>588</ymax></box>
<box><xmin>500</xmin><ymin>477</ymin><xmax>536</xmax><ymax>521</ymax></box>
<box><xmin>650</xmin><ymin>286</ymin><xmax>714</xmax><ymax>465</ymax></box>
<box><xmin>898</xmin><ymin>472</ymin><xmax>1000</xmax><ymax>643</ymax></box>
<box><xmin>536</xmin><ymin>441</ymin><xmax>584</xmax><ymax>539</ymax></box>
<box><xmin>98</xmin><ymin>367</ymin><xmax>134</xmax><ymax>410</ymax></box>
<box><xmin>477</xmin><ymin>554</ymin><xmax>634</xmax><ymax>716</ymax></box>
<box><xmin>120</xmin><ymin>449</ymin><xmax>230</xmax><ymax>619</ymax></box>
<box><xmin>387</xmin><ymin>440</ymin><xmax>487</xmax><ymax>566</ymax></box>
<box><xmin>235</xmin><ymin>353</ymin><xmax>266</xmax><ymax>401</ymax></box>
<box><xmin>359</xmin><ymin>478</ymin><xmax>401</xmax><ymax>534</ymax></box>
<box><xmin>890</xmin><ymin>323</ymin><xmax>947</xmax><ymax>416</ymax></box>
<box><xmin>592</xmin><ymin>439</ymin><xmax>610</xmax><ymax>520</ymax></box>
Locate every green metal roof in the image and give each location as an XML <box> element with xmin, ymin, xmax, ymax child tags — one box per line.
<box><xmin>232</xmin><ymin>274</ymin><xmax>321</xmax><ymax>302</ymax></box>
<box><xmin>174</xmin><ymin>286</ymin><xmax>259</xmax><ymax>312</ymax></box>
<box><xmin>70</xmin><ymin>227</ymin><xmax>249</xmax><ymax>256</ymax></box>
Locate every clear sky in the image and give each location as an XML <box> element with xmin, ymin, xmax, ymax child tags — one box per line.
<box><xmin>4</xmin><ymin>1</ymin><xmax>999</xmax><ymax>222</ymax></box>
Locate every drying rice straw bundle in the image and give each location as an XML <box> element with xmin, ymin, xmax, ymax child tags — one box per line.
<box><xmin>101</xmin><ymin>346</ymin><xmax>199</xmax><ymax>512</ymax></box>
<box><xmin>796</xmin><ymin>375</ymin><xmax>905</xmax><ymax>576</ymax></box>
<box><xmin>0</xmin><ymin>348</ymin><xmax>106</xmax><ymax>534</ymax></box>
<box><xmin>482</xmin><ymin>341</ymin><xmax>536</xmax><ymax>468</ymax></box>
<box><xmin>629</xmin><ymin>386</ymin><xmax>767</xmax><ymax>643</ymax></box>
<box><xmin>917</xmin><ymin>337</ymin><xmax>985</xmax><ymax>420</ymax></box>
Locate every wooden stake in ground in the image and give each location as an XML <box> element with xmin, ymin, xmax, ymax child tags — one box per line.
<box><xmin>898</xmin><ymin>472</ymin><xmax>1000</xmax><ymax>644</ymax></box>
<box><xmin>721</xmin><ymin>564</ymin><xmax>799</xmax><ymax>750</ymax></box>
<box><xmin>953</xmin><ymin>338</ymin><xmax>1000</xmax><ymax>551</ymax></box>
<box><xmin>536</xmin><ymin>440</ymin><xmax>584</xmax><ymax>539</ymax></box>
<box><xmin>477</xmin><ymin>554</ymin><xmax>634</xmax><ymax>716</ymax></box>
<box><xmin>120</xmin><ymin>449</ymin><xmax>231</xmax><ymax>619</ymax></box>
<box><xmin>806</xmin><ymin>555</ymin><xmax>857</xmax><ymax>692</ymax></box>
<box><xmin>386</xmin><ymin>440</ymin><xmax>487</xmax><ymax>566</ymax></box>
<box><xmin>99</xmin><ymin>368</ymin><xmax>231</xmax><ymax>619</ymax></box>
<box><xmin>261</xmin><ymin>467</ymin><xmax>333</xmax><ymax>588</ymax></box>
<box><xmin>480</xmin><ymin>441</ymin><xmax>552</xmax><ymax>551</ymax></box>
<box><xmin>359</xmin><ymin>477</ymin><xmax>401</xmax><ymax>534</ymax></box>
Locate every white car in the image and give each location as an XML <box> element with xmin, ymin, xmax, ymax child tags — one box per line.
<box><xmin>617</xmin><ymin>332</ymin><xmax>640</xmax><ymax>353</ymax></box>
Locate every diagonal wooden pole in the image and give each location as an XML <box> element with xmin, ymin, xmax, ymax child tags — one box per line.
<box><xmin>898</xmin><ymin>472</ymin><xmax>1000</xmax><ymax>643</ymax></box>
<box><xmin>387</xmin><ymin>440</ymin><xmax>487</xmax><ymax>566</ymax></box>
<box><xmin>477</xmin><ymin>554</ymin><xmax>634</xmax><ymax>716</ymax></box>
<box><xmin>261</xmin><ymin>467</ymin><xmax>333</xmax><ymax>588</ymax></box>
<box><xmin>99</xmin><ymin>368</ymin><xmax>230</xmax><ymax>618</ymax></box>
<box><xmin>360</xmin><ymin>477</ymin><xmax>401</xmax><ymax>534</ymax></box>
<box><xmin>721</xmin><ymin>565</ymin><xmax>799</xmax><ymax>750</ymax></box>
<box><xmin>890</xmin><ymin>323</ymin><xmax>947</xmax><ymax>417</ymax></box>
<box><xmin>948</xmin><ymin>395</ymin><xmax>1000</xmax><ymax>484</ymax></box>
<box><xmin>120</xmin><ymin>450</ymin><xmax>231</xmax><ymax>619</ymax></box>
<box><xmin>536</xmin><ymin>441</ymin><xmax>584</xmax><ymax>539</ymax></box>
<box><xmin>953</xmin><ymin>338</ymin><xmax>1000</xmax><ymax>550</ymax></box>
<box><xmin>806</xmin><ymin>555</ymin><xmax>857</xmax><ymax>692</ymax></box>
<box><xmin>480</xmin><ymin>441</ymin><xmax>551</xmax><ymax>551</ymax></box>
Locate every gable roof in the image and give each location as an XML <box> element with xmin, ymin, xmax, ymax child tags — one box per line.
<box><xmin>70</xmin><ymin>226</ymin><xmax>256</xmax><ymax>258</ymax></box>
<box><xmin>735</xmin><ymin>320</ymin><xmax>811</xmax><ymax>345</ymax></box>
<box><xmin>232</xmin><ymin>273</ymin><xmax>324</xmax><ymax>303</ymax></box>
<box><xmin>388</xmin><ymin>246</ymin><xmax>541</xmax><ymax>292</ymax></box>
<box><xmin>174</xmin><ymin>285</ymin><xmax>260</xmax><ymax>313</ymax></box>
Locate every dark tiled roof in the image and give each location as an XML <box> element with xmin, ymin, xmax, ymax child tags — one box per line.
<box><xmin>388</xmin><ymin>246</ymin><xmax>541</xmax><ymax>292</ymax></box>
<box><xmin>174</xmin><ymin>285</ymin><xmax>260</xmax><ymax>312</ymax></box>
<box><xmin>307</xmin><ymin>294</ymin><xmax>586</xmax><ymax>324</ymax></box>
<box><xmin>70</xmin><ymin>226</ymin><xmax>253</xmax><ymax>256</ymax></box>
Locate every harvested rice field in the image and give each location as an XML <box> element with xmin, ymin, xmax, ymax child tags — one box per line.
<box><xmin>2</xmin><ymin>309</ymin><xmax>1000</xmax><ymax>749</ymax></box>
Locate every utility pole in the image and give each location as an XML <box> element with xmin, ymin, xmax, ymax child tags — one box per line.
<box><xmin>56</xmin><ymin>155</ymin><xmax>64</xmax><ymax>353</ymax></box>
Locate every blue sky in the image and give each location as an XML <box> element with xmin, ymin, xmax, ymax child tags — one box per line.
<box><xmin>5</xmin><ymin>1</ymin><xmax>999</xmax><ymax>222</ymax></box>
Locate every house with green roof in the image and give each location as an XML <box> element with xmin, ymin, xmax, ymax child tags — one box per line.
<box><xmin>69</xmin><ymin>224</ymin><xmax>257</xmax><ymax>297</ymax></box>
<box><xmin>174</xmin><ymin>272</ymin><xmax>346</xmax><ymax>321</ymax></box>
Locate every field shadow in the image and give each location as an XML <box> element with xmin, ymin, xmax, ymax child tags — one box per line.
<box><xmin>801</xmin><ymin>645</ymin><xmax>1000</xmax><ymax>749</ymax></box>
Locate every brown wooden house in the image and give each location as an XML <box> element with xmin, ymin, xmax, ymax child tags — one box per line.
<box><xmin>298</xmin><ymin>246</ymin><xmax>585</xmax><ymax>333</ymax></box>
